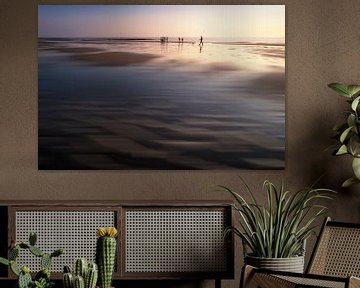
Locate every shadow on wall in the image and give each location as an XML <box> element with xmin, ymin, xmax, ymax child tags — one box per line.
<box><xmin>302</xmin><ymin>107</ymin><xmax>360</xmax><ymax>218</ymax></box>
<box><xmin>289</xmin><ymin>97</ymin><xmax>352</xmax><ymax>192</ymax></box>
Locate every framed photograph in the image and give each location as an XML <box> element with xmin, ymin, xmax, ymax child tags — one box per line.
<box><xmin>38</xmin><ymin>5</ymin><xmax>285</xmax><ymax>170</ymax></box>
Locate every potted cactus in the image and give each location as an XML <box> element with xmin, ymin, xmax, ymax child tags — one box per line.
<box><xmin>62</xmin><ymin>258</ymin><xmax>98</xmax><ymax>288</ymax></box>
<box><xmin>96</xmin><ymin>227</ymin><xmax>118</xmax><ymax>288</ymax></box>
<box><xmin>0</xmin><ymin>232</ymin><xmax>63</xmax><ymax>288</ymax></box>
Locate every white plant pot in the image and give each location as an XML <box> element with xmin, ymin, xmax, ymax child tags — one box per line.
<box><xmin>245</xmin><ymin>254</ymin><xmax>305</xmax><ymax>273</ymax></box>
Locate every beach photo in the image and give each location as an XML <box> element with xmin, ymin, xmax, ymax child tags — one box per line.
<box><xmin>38</xmin><ymin>5</ymin><xmax>285</xmax><ymax>170</ymax></box>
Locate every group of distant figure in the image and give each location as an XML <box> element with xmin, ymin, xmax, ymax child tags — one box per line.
<box><xmin>159</xmin><ymin>35</ymin><xmax>204</xmax><ymax>46</ymax></box>
<box><xmin>159</xmin><ymin>35</ymin><xmax>204</xmax><ymax>52</ymax></box>
<box><xmin>160</xmin><ymin>36</ymin><xmax>186</xmax><ymax>43</ymax></box>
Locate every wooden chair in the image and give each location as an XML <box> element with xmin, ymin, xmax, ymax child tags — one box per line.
<box><xmin>241</xmin><ymin>217</ymin><xmax>360</xmax><ymax>288</ymax></box>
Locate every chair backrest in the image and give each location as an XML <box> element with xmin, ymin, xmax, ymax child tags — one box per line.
<box><xmin>307</xmin><ymin>217</ymin><xmax>360</xmax><ymax>277</ymax></box>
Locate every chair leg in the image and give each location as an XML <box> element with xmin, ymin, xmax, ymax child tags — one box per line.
<box><xmin>249</xmin><ymin>273</ymin><xmax>296</xmax><ymax>288</ymax></box>
<box><xmin>215</xmin><ymin>278</ymin><xmax>221</xmax><ymax>288</ymax></box>
<box><xmin>240</xmin><ymin>265</ymin><xmax>296</xmax><ymax>288</ymax></box>
<box><xmin>240</xmin><ymin>265</ymin><xmax>255</xmax><ymax>288</ymax></box>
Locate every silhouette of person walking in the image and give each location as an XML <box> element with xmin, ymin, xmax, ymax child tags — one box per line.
<box><xmin>199</xmin><ymin>36</ymin><xmax>203</xmax><ymax>46</ymax></box>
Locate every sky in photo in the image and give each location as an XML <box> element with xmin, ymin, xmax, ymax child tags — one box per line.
<box><xmin>38</xmin><ymin>5</ymin><xmax>285</xmax><ymax>39</ymax></box>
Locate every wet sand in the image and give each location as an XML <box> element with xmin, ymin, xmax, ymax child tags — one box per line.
<box><xmin>212</xmin><ymin>41</ymin><xmax>285</xmax><ymax>47</ymax></box>
<box><xmin>249</xmin><ymin>47</ymin><xmax>285</xmax><ymax>59</ymax></box>
<box><xmin>38</xmin><ymin>38</ymin><xmax>285</xmax><ymax>170</ymax></box>
<box><xmin>55</xmin><ymin>47</ymin><xmax>104</xmax><ymax>53</ymax></box>
<box><xmin>39</xmin><ymin>114</ymin><xmax>284</xmax><ymax>170</ymax></box>
<box><xmin>42</xmin><ymin>45</ymin><xmax>160</xmax><ymax>66</ymax></box>
<box><xmin>72</xmin><ymin>51</ymin><xmax>161</xmax><ymax>66</ymax></box>
<box><xmin>38</xmin><ymin>68</ymin><xmax>285</xmax><ymax>170</ymax></box>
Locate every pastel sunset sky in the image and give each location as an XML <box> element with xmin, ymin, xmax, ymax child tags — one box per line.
<box><xmin>38</xmin><ymin>5</ymin><xmax>285</xmax><ymax>39</ymax></box>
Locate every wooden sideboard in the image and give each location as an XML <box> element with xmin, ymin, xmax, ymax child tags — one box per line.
<box><xmin>0</xmin><ymin>201</ymin><xmax>234</xmax><ymax>288</ymax></box>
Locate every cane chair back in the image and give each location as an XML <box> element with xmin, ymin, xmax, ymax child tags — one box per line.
<box><xmin>241</xmin><ymin>218</ymin><xmax>360</xmax><ymax>288</ymax></box>
<box><xmin>307</xmin><ymin>217</ymin><xmax>360</xmax><ymax>278</ymax></box>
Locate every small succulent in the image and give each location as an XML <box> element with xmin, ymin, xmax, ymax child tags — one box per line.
<box><xmin>63</xmin><ymin>258</ymin><xmax>98</xmax><ymax>288</ymax></box>
<box><xmin>32</xmin><ymin>278</ymin><xmax>54</xmax><ymax>288</ymax></box>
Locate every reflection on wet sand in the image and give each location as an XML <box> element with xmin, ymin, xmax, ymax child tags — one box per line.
<box><xmin>38</xmin><ymin>38</ymin><xmax>285</xmax><ymax>170</ymax></box>
<box><xmin>72</xmin><ymin>51</ymin><xmax>160</xmax><ymax>66</ymax></box>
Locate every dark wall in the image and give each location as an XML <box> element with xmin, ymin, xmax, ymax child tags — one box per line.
<box><xmin>1</xmin><ymin>0</ymin><xmax>360</xmax><ymax>287</ymax></box>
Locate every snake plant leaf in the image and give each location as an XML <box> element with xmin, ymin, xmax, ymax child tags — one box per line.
<box><xmin>347</xmin><ymin>85</ymin><xmax>360</xmax><ymax>97</ymax></box>
<box><xmin>336</xmin><ymin>144</ymin><xmax>348</xmax><ymax>155</ymax></box>
<box><xmin>342</xmin><ymin>177</ymin><xmax>360</xmax><ymax>188</ymax></box>
<box><xmin>351</xmin><ymin>96</ymin><xmax>360</xmax><ymax>111</ymax></box>
<box><xmin>221</xmin><ymin>179</ymin><xmax>335</xmax><ymax>258</ymax></box>
<box><xmin>340</xmin><ymin>127</ymin><xmax>353</xmax><ymax>143</ymax></box>
<box><xmin>328</xmin><ymin>83</ymin><xmax>351</xmax><ymax>97</ymax></box>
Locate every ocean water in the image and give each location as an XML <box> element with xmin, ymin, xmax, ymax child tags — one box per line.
<box><xmin>38</xmin><ymin>38</ymin><xmax>285</xmax><ymax>169</ymax></box>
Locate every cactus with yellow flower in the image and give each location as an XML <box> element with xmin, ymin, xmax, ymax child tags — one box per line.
<box><xmin>96</xmin><ymin>227</ymin><xmax>118</xmax><ymax>288</ymax></box>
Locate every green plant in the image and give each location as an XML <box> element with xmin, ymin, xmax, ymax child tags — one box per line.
<box><xmin>62</xmin><ymin>259</ymin><xmax>98</xmax><ymax>288</ymax></box>
<box><xmin>32</xmin><ymin>278</ymin><xmax>54</xmax><ymax>288</ymax></box>
<box><xmin>85</xmin><ymin>262</ymin><xmax>98</xmax><ymax>288</ymax></box>
<box><xmin>221</xmin><ymin>179</ymin><xmax>335</xmax><ymax>258</ymax></box>
<box><xmin>73</xmin><ymin>275</ymin><xmax>84</xmax><ymax>288</ymax></box>
<box><xmin>328</xmin><ymin>82</ymin><xmax>360</xmax><ymax>187</ymax></box>
<box><xmin>63</xmin><ymin>267</ymin><xmax>74</xmax><ymax>288</ymax></box>
<box><xmin>0</xmin><ymin>232</ymin><xmax>63</xmax><ymax>288</ymax></box>
<box><xmin>74</xmin><ymin>258</ymin><xmax>87</xmax><ymax>280</ymax></box>
<box><xmin>96</xmin><ymin>227</ymin><xmax>118</xmax><ymax>288</ymax></box>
